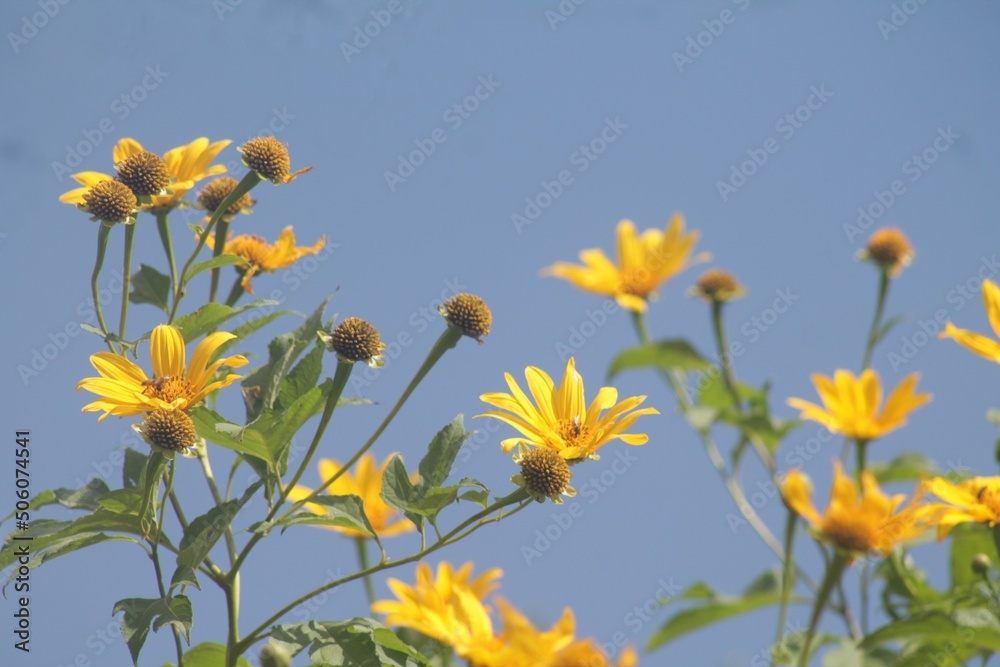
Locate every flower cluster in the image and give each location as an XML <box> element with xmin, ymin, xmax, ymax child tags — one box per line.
<box><xmin>373</xmin><ymin>562</ymin><xmax>638</xmax><ymax>667</ymax></box>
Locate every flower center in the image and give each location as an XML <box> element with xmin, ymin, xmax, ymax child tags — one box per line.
<box><xmin>821</xmin><ymin>510</ymin><xmax>879</xmax><ymax>553</ymax></box>
<box><xmin>619</xmin><ymin>270</ymin><xmax>651</xmax><ymax>298</ymax></box>
<box><xmin>227</xmin><ymin>235</ymin><xmax>270</xmax><ymax>270</ymax></box>
<box><xmin>142</xmin><ymin>375</ymin><xmax>195</xmax><ymax>404</ymax></box>
<box><xmin>556</xmin><ymin>417</ymin><xmax>593</xmax><ymax>452</ymax></box>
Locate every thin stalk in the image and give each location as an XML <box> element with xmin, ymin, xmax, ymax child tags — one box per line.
<box><xmin>169</xmin><ymin>172</ymin><xmax>260</xmax><ymax>323</ymax></box>
<box><xmin>224</xmin><ymin>278</ymin><xmax>245</xmax><ymax>307</ymax></box>
<box><xmin>118</xmin><ymin>222</ymin><xmax>136</xmax><ymax>341</ymax></box>
<box><xmin>236</xmin><ymin>488</ymin><xmax>530</xmax><ymax>654</ymax></box>
<box><xmin>290</xmin><ymin>327</ymin><xmax>463</xmax><ymax>512</ymax></box>
<box><xmin>224</xmin><ymin>576</ymin><xmax>240</xmax><ymax>667</ymax></box>
<box><xmin>152</xmin><ymin>461</ymin><xmax>184</xmax><ymax>666</ymax></box>
<box><xmin>799</xmin><ymin>553</ymin><xmax>848</xmax><ymax>667</ymax></box>
<box><xmin>91</xmin><ymin>222</ymin><xmax>116</xmax><ymax>353</ymax></box>
<box><xmin>197</xmin><ymin>444</ymin><xmax>237</xmax><ymax>567</ymax></box>
<box><xmin>861</xmin><ymin>270</ymin><xmax>890</xmax><ymax>370</ymax></box>
<box><xmin>355</xmin><ymin>537</ymin><xmax>377</xmax><ymax>610</ymax></box>
<box><xmin>772</xmin><ymin>510</ymin><xmax>797</xmax><ymax>666</ymax></box>
<box><xmin>711</xmin><ymin>300</ymin><xmax>741</xmax><ymax>410</ymax></box>
<box><xmin>229</xmin><ymin>360</ymin><xmax>354</xmax><ymax>576</ymax></box>
<box><xmin>209</xmin><ymin>218</ymin><xmax>230</xmax><ymax>303</ymax></box>
<box><xmin>156</xmin><ymin>211</ymin><xmax>179</xmax><ymax>295</ymax></box>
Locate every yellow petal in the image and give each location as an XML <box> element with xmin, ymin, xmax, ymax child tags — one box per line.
<box><xmin>114</xmin><ymin>138</ymin><xmax>145</xmax><ymax>164</ymax></box>
<box><xmin>782</xmin><ymin>469</ymin><xmax>822</xmax><ymax>527</ymax></box>
<box><xmin>984</xmin><ymin>280</ymin><xmax>1000</xmax><ymax>340</ymax></box>
<box><xmin>150</xmin><ymin>325</ymin><xmax>186</xmax><ymax>377</ymax></box>
<box><xmin>939</xmin><ymin>322</ymin><xmax>1000</xmax><ymax>363</ymax></box>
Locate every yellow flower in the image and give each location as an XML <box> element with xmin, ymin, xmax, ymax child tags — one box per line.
<box><xmin>478</xmin><ymin>357</ymin><xmax>658</xmax><ymax>462</ymax></box>
<box><xmin>782</xmin><ymin>461</ymin><xmax>924</xmax><ymax>556</ymax></box>
<box><xmin>373</xmin><ymin>562</ymin><xmax>503</xmax><ymax>665</ymax></box>
<box><xmin>285</xmin><ymin>454</ymin><xmax>415</xmax><ymax>538</ymax></box>
<box><xmin>59</xmin><ymin>137</ymin><xmax>229</xmax><ymax>210</ymax></box>
<box><xmin>492</xmin><ymin>600</ymin><xmax>638</xmax><ymax>667</ymax></box>
<box><xmin>542</xmin><ymin>215</ymin><xmax>708</xmax><ymax>312</ymax></box>
<box><xmin>77</xmin><ymin>325</ymin><xmax>248</xmax><ymax>423</ymax></box>
<box><xmin>206</xmin><ymin>226</ymin><xmax>325</xmax><ymax>294</ymax></box>
<box><xmin>939</xmin><ymin>279</ymin><xmax>1000</xmax><ymax>364</ymax></box>
<box><xmin>786</xmin><ymin>369</ymin><xmax>930</xmax><ymax>441</ymax></box>
<box><xmin>918</xmin><ymin>476</ymin><xmax>1000</xmax><ymax>540</ymax></box>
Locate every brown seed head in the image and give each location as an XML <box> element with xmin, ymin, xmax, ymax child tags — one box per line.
<box><xmin>327</xmin><ymin>317</ymin><xmax>384</xmax><ymax>362</ymax></box>
<box><xmin>693</xmin><ymin>269</ymin><xmax>745</xmax><ymax>303</ymax></box>
<box><xmin>116</xmin><ymin>151</ymin><xmax>171</xmax><ymax>196</ymax></box>
<box><xmin>864</xmin><ymin>227</ymin><xmax>913</xmax><ymax>275</ymax></box>
<box><xmin>518</xmin><ymin>448</ymin><xmax>572</xmax><ymax>502</ymax></box>
<box><xmin>197</xmin><ymin>176</ymin><xmax>255</xmax><ymax>216</ymax></box>
<box><xmin>81</xmin><ymin>179</ymin><xmax>138</xmax><ymax>224</ymax></box>
<box><xmin>440</xmin><ymin>293</ymin><xmax>492</xmax><ymax>341</ymax></box>
<box><xmin>239</xmin><ymin>137</ymin><xmax>291</xmax><ymax>183</ymax></box>
<box><xmin>142</xmin><ymin>409</ymin><xmax>198</xmax><ymax>453</ymax></box>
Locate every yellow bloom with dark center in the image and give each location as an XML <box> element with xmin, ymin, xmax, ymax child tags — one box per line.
<box><xmin>918</xmin><ymin>476</ymin><xmax>1000</xmax><ymax>540</ymax></box>
<box><xmin>786</xmin><ymin>369</ymin><xmax>930</xmax><ymax>441</ymax></box>
<box><xmin>206</xmin><ymin>225</ymin><xmax>325</xmax><ymax>293</ymax></box>
<box><xmin>59</xmin><ymin>137</ymin><xmax>230</xmax><ymax>210</ymax></box>
<box><xmin>939</xmin><ymin>279</ymin><xmax>1000</xmax><ymax>364</ymax></box>
<box><xmin>542</xmin><ymin>215</ymin><xmax>709</xmax><ymax>313</ymax></box>
<box><xmin>284</xmin><ymin>454</ymin><xmax>416</xmax><ymax>538</ymax></box>
<box><xmin>77</xmin><ymin>325</ymin><xmax>248</xmax><ymax>422</ymax></box>
<box><xmin>782</xmin><ymin>461</ymin><xmax>924</xmax><ymax>556</ymax></box>
<box><xmin>478</xmin><ymin>357</ymin><xmax>658</xmax><ymax>462</ymax></box>
<box><xmin>690</xmin><ymin>268</ymin><xmax>746</xmax><ymax>303</ymax></box>
<box><xmin>373</xmin><ymin>562</ymin><xmax>504</xmax><ymax>666</ymax></box>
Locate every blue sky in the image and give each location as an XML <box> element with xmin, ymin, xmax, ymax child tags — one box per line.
<box><xmin>2</xmin><ymin>1</ymin><xmax>999</xmax><ymax>665</ymax></box>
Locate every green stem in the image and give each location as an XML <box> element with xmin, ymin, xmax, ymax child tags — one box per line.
<box><xmin>229</xmin><ymin>361</ymin><xmax>354</xmax><ymax>576</ymax></box>
<box><xmin>225</xmin><ymin>575</ymin><xmax>240</xmax><ymax>667</ymax></box>
<box><xmin>151</xmin><ymin>461</ymin><xmax>184</xmax><ymax>666</ymax></box>
<box><xmin>209</xmin><ymin>218</ymin><xmax>230</xmax><ymax>303</ymax></box>
<box><xmin>773</xmin><ymin>510</ymin><xmax>797</xmax><ymax>665</ymax></box>
<box><xmin>711</xmin><ymin>300</ymin><xmax>741</xmax><ymax>410</ymax></box>
<box><xmin>291</xmin><ymin>327</ymin><xmax>463</xmax><ymax>512</ymax></box>
<box><xmin>197</xmin><ymin>444</ymin><xmax>238</xmax><ymax>566</ymax></box>
<box><xmin>861</xmin><ymin>270</ymin><xmax>890</xmax><ymax>370</ymax></box>
<box><xmin>119</xmin><ymin>222</ymin><xmax>136</xmax><ymax>341</ymax></box>
<box><xmin>224</xmin><ymin>277</ymin><xmax>245</xmax><ymax>307</ymax></box>
<box><xmin>355</xmin><ymin>537</ymin><xmax>377</xmax><ymax>611</ymax></box>
<box><xmin>236</xmin><ymin>488</ymin><xmax>531</xmax><ymax>654</ymax></box>
<box><xmin>91</xmin><ymin>222</ymin><xmax>116</xmax><ymax>353</ymax></box>
<box><xmin>799</xmin><ymin>552</ymin><xmax>849</xmax><ymax>667</ymax></box>
<box><xmin>854</xmin><ymin>438</ymin><xmax>869</xmax><ymax>485</ymax></box>
<box><xmin>169</xmin><ymin>172</ymin><xmax>260</xmax><ymax>323</ymax></box>
<box><xmin>156</xmin><ymin>212</ymin><xmax>179</xmax><ymax>296</ymax></box>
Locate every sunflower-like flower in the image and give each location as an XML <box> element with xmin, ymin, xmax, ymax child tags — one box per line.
<box><xmin>918</xmin><ymin>476</ymin><xmax>1000</xmax><ymax>540</ymax></box>
<box><xmin>59</xmin><ymin>137</ymin><xmax>230</xmax><ymax>211</ymax></box>
<box><xmin>373</xmin><ymin>562</ymin><xmax>504</xmax><ymax>666</ymax></box>
<box><xmin>206</xmin><ymin>225</ymin><xmax>325</xmax><ymax>293</ymax></box>
<box><xmin>375</xmin><ymin>562</ymin><xmax>639</xmax><ymax>667</ymax></box>
<box><xmin>786</xmin><ymin>369</ymin><xmax>930</xmax><ymax>441</ymax></box>
<box><xmin>782</xmin><ymin>461</ymin><xmax>924</xmax><ymax>556</ymax></box>
<box><xmin>478</xmin><ymin>358</ymin><xmax>658</xmax><ymax>462</ymax></box>
<box><xmin>542</xmin><ymin>215</ymin><xmax>708</xmax><ymax>313</ymax></box>
<box><xmin>76</xmin><ymin>325</ymin><xmax>248</xmax><ymax>422</ymax></box>
<box><xmin>239</xmin><ymin>136</ymin><xmax>312</xmax><ymax>185</ymax></box>
<box><xmin>284</xmin><ymin>454</ymin><xmax>416</xmax><ymax>538</ymax></box>
<box><xmin>939</xmin><ymin>279</ymin><xmax>1000</xmax><ymax>364</ymax></box>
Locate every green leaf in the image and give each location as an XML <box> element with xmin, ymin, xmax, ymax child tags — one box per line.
<box><xmin>189</xmin><ymin>407</ymin><xmax>270</xmax><ymax>464</ymax></box>
<box><xmin>210</xmin><ymin>309</ymin><xmax>297</xmax><ymax>361</ymax></box>
<box><xmin>862</xmin><ymin>610</ymin><xmax>1000</xmax><ymax>650</ymax></box>
<box><xmin>272</xmin><ymin>618</ymin><xmax>429</xmax><ymax>667</ymax></box>
<box><xmin>240</xmin><ymin>297</ymin><xmax>332</xmax><ymax>421</ymax></box>
<box><xmin>180</xmin><ymin>642</ymin><xmax>253</xmax><ymax>667</ymax></box>
<box><xmin>1</xmin><ymin>478</ymin><xmax>109</xmax><ymax>525</ymax></box>
<box><xmin>137</xmin><ymin>452</ymin><xmax>167</xmax><ymax>538</ymax></box>
<box><xmin>647</xmin><ymin>576</ymin><xmax>800</xmax><ymax>651</ymax></box>
<box><xmin>175</xmin><ymin>482</ymin><xmax>262</xmax><ymax>572</ymax></box>
<box><xmin>114</xmin><ymin>596</ymin><xmax>193</xmax><ymax>665</ymax></box>
<box><xmin>3</xmin><ymin>533</ymin><xmax>139</xmax><ymax>590</ymax></box>
<box><xmin>171</xmin><ymin>299</ymin><xmax>280</xmax><ymax>341</ymax></box>
<box><xmin>252</xmin><ymin>381</ymin><xmax>331</xmax><ymax>473</ymax></box>
<box><xmin>869</xmin><ymin>453</ymin><xmax>939</xmax><ymax>485</ymax></box>
<box><xmin>381</xmin><ymin>457</ymin><xmax>423</xmax><ymax>532</ymax></box>
<box><xmin>608</xmin><ymin>339</ymin><xmax>712</xmax><ymax>379</ymax></box>
<box><xmin>183</xmin><ymin>253</ymin><xmax>243</xmax><ymax>283</ymax></box>
<box><xmin>268</xmin><ymin>494</ymin><xmax>377</xmax><ymax>538</ymax></box>
<box><xmin>128</xmin><ymin>264</ymin><xmax>171</xmax><ymax>313</ymax></box>
<box><xmin>418</xmin><ymin>416</ymin><xmax>472</xmax><ymax>489</ymax></box>
<box><xmin>277</xmin><ymin>343</ymin><xmax>325</xmax><ymax>410</ymax></box>
<box><xmin>170</xmin><ymin>565</ymin><xmax>201</xmax><ymax>591</ymax></box>
<box><xmin>821</xmin><ymin>640</ymin><xmax>894</xmax><ymax>667</ymax></box>
<box><xmin>949</xmin><ymin>522</ymin><xmax>995</xmax><ymax>590</ymax></box>
<box><xmin>407</xmin><ymin>485</ymin><xmax>459</xmax><ymax>518</ymax></box>
<box><xmin>457</xmin><ymin>478</ymin><xmax>490</xmax><ymax>508</ymax></box>
<box><xmin>123</xmin><ymin>448</ymin><xmax>147</xmax><ymax>489</ymax></box>
<box><xmin>97</xmin><ymin>488</ymin><xmax>142</xmax><ymax>515</ymax></box>
<box><xmin>684</xmin><ymin>406</ymin><xmax>718</xmax><ymax>432</ymax></box>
